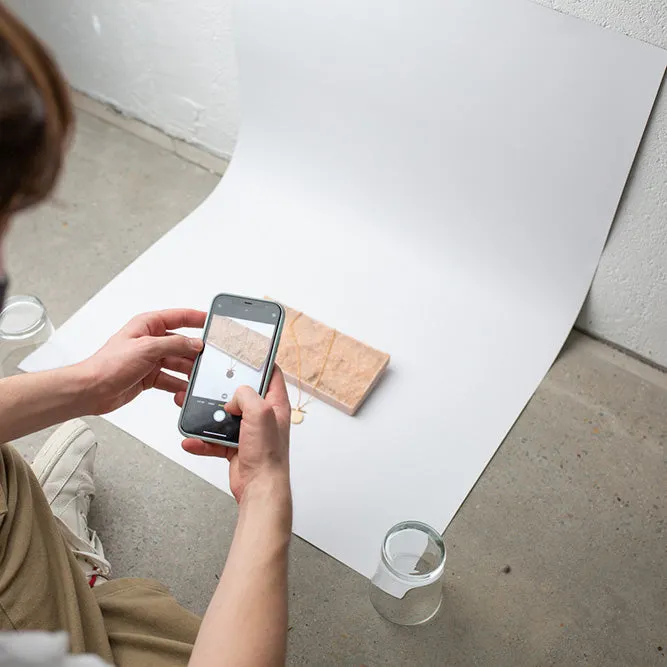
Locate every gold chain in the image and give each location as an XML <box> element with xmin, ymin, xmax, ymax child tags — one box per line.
<box><xmin>287</xmin><ymin>312</ymin><xmax>337</xmax><ymax>417</ymax></box>
<box><xmin>225</xmin><ymin>323</ymin><xmax>252</xmax><ymax>371</ymax></box>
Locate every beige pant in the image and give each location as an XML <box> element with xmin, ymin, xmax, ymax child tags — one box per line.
<box><xmin>0</xmin><ymin>443</ymin><xmax>200</xmax><ymax>666</ymax></box>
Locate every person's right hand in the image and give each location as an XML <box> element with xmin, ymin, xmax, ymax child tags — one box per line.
<box><xmin>178</xmin><ymin>367</ymin><xmax>291</xmax><ymax>503</ymax></box>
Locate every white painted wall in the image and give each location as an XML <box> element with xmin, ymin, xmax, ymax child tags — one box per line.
<box><xmin>5</xmin><ymin>0</ymin><xmax>667</xmax><ymax>367</ymax></box>
<box><xmin>5</xmin><ymin>0</ymin><xmax>240</xmax><ymax>158</ymax></box>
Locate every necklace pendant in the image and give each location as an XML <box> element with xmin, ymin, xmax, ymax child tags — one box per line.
<box><xmin>226</xmin><ymin>369</ymin><xmax>235</xmax><ymax>379</ymax></box>
<box><xmin>291</xmin><ymin>408</ymin><xmax>305</xmax><ymax>425</ymax></box>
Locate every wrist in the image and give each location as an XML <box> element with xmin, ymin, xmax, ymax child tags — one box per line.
<box><xmin>62</xmin><ymin>362</ymin><xmax>99</xmax><ymax>416</ymax></box>
<box><xmin>240</xmin><ymin>473</ymin><xmax>293</xmax><ymax>528</ymax></box>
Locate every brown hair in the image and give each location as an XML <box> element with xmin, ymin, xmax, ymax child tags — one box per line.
<box><xmin>0</xmin><ymin>4</ymin><xmax>72</xmax><ymax>231</ymax></box>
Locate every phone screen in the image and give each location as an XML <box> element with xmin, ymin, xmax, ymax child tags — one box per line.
<box><xmin>180</xmin><ymin>295</ymin><xmax>283</xmax><ymax>444</ymax></box>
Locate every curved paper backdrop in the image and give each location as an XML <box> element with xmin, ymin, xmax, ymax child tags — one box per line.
<box><xmin>24</xmin><ymin>0</ymin><xmax>666</xmax><ymax>578</ymax></box>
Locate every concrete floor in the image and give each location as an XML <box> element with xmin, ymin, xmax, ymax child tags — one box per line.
<box><xmin>5</xmin><ymin>109</ymin><xmax>667</xmax><ymax>667</ymax></box>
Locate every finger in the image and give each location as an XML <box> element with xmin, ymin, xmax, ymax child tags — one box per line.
<box><xmin>182</xmin><ymin>438</ymin><xmax>231</xmax><ymax>459</ymax></box>
<box><xmin>156</xmin><ymin>309</ymin><xmax>207</xmax><ymax>331</ymax></box>
<box><xmin>141</xmin><ymin>334</ymin><xmax>203</xmax><ymax>361</ymax></box>
<box><xmin>174</xmin><ymin>391</ymin><xmax>186</xmax><ymax>408</ymax></box>
<box><xmin>154</xmin><ymin>371</ymin><xmax>188</xmax><ymax>394</ymax></box>
<box><xmin>265</xmin><ymin>366</ymin><xmax>291</xmax><ymax>427</ymax></box>
<box><xmin>125</xmin><ymin>309</ymin><xmax>207</xmax><ymax>337</ymax></box>
<box><xmin>162</xmin><ymin>356</ymin><xmax>195</xmax><ymax>377</ymax></box>
<box><xmin>224</xmin><ymin>385</ymin><xmax>265</xmax><ymax>417</ymax></box>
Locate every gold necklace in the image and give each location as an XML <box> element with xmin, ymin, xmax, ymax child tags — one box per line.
<box><xmin>287</xmin><ymin>312</ymin><xmax>337</xmax><ymax>425</ymax></box>
<box><xmin>225</xmin><ymin>325</ymin><xmax>250</xmax><ymax>378</ymax></box>
<box><xmin>226</xmin><ymin>356</ymin><xmax>238</xmax><ymax>378</ymax></box>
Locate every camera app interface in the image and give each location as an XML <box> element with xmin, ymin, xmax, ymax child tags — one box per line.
<box><xmin>181</xmin><ymin>297</ymin><xmax>281</xmax><ymax>443</ymax></box>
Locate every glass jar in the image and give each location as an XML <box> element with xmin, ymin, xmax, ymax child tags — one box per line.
<box><xmin>0</xmin><ymin>295</ymin><xmax>54</xmax><ymax>378</ymax></box>
<box><xmin>369</xmin><ymin>521</ymin><xmax>446</xmax><ymax>626</ymax></box>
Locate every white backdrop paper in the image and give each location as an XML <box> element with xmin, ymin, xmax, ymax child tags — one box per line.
<box><xmin>24</xmin><ymin>0</ymin><xmax>666</xmax><ymax>578</ymax></box>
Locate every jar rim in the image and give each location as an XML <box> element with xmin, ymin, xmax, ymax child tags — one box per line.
<box><xmin>381</xmin><ymin>520</ymin><xmax>446</xmax><ymax>583</ymax></box>
<box><xmin>0</xmin><ymin>295</ymin><xmax>48</xmax><ymax>340</ymax></box>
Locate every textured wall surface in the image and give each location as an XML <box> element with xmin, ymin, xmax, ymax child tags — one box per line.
<box><xmin>5</xmin><ymin>0</ymin><xmax>240</xmax><ymax>158</ymax></box>
<box><xmin>5</xmin><ymin>0</ymin><xmax>667</xmax><ymax>366</ymax></box>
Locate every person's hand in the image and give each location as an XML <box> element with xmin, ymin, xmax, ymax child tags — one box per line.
<box><xmin>177</xmin><ymin>367</ymin><xmax>291</xmax><ymax>504</ymax></box>
<box><xmin>77</xmin><ymin>309</ymin><xmax>205</xmax><ymax>415</ymax></box>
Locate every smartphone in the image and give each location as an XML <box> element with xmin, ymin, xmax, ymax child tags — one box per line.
<box><xmin>179</xmin><ymin>294</ymin><xmax>285</xmax><ymax>447</ymax></box>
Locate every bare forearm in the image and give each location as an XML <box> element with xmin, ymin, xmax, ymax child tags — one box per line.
<box><xmin>0</xmin><ymin>366</ymin><xmax>90</xmax><ymax>442</ymax></box>
<box><xmin>190</xmin><ymin>478</ymin><xmax>292</xmax><ymax>667</ymax></box>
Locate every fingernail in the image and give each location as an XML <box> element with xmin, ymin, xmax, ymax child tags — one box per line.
<box><xmin>190</xmin><ymin>338</ymin><xmax>204</xmax><ymax>351</ymax></box>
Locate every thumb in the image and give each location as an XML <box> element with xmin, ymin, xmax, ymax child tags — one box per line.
<box><xmin>224</xmin><ymin>385</ymin><xmax>264</xmax><ymax>417</ymax></box>
<box><xmin>141</xmin><ymin>335</ymin><xmax>203</xmax><ymax>361</ymax></box>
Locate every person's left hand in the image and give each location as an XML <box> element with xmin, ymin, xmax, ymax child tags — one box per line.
<box><xmin>76</xmin><ymin>309</ymin><xmax>205</xmax><ymax>415</ymax></box>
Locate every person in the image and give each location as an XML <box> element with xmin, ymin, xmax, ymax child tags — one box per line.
<box><xmin>0</xmin><ymin>5</ymin><xmax>293</xmax><ymax>666</ymax></box>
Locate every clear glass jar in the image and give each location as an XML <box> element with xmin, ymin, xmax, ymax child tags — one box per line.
<box><xmin>0</xmin><ymin>295</ymin><xmax>54</xmax><ymax>378</ymax></box>
<box><xmin>369</xmin><ymin>521</ymin><xmax>446</xmax><ymax>626</ymax></box>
